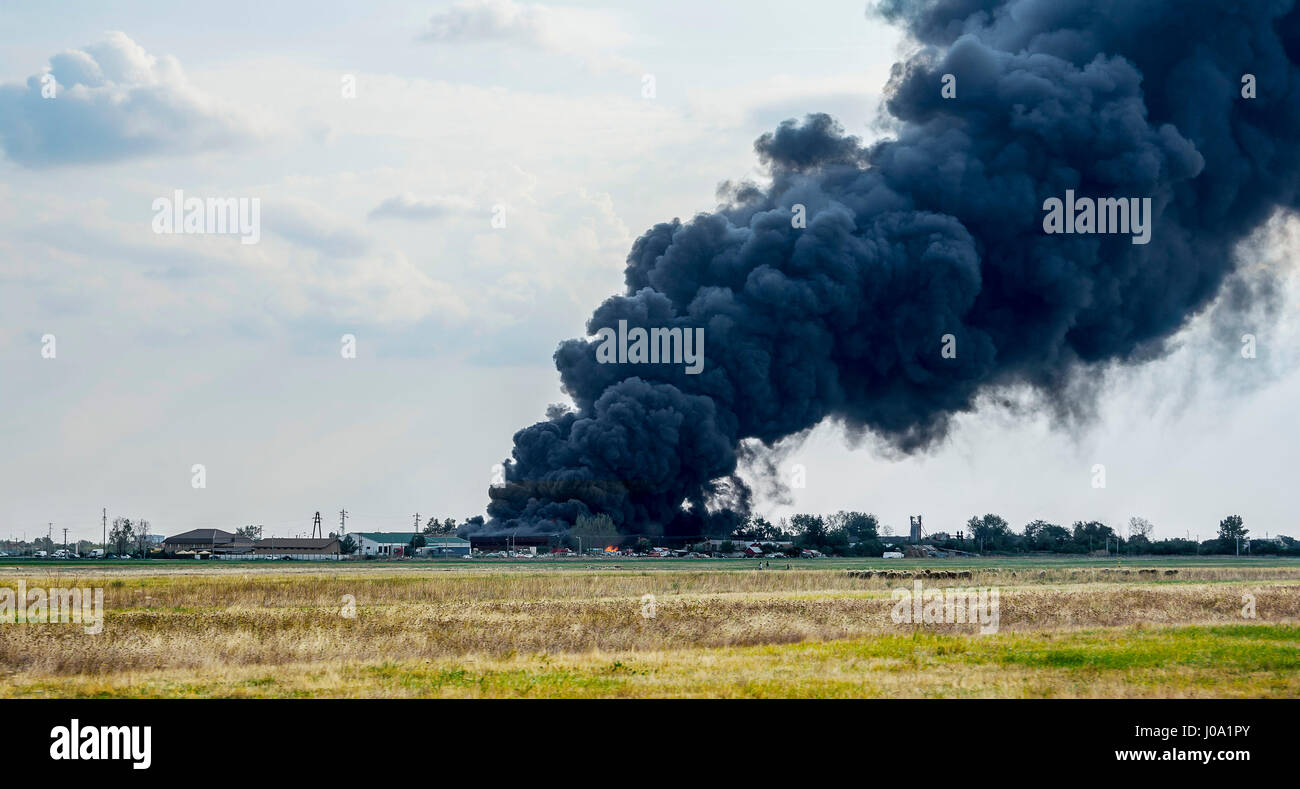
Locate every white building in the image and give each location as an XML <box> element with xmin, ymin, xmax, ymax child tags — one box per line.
<box><xmin>352</xmin><ymin>532</ymin><xmax>419</xmax><ymax>557</ymax></box>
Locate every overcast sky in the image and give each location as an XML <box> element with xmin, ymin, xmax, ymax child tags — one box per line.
<box><xmin>1</xmin><ymin>0</ymin><xmax>1296</xmax><ymax>543</ymax></box>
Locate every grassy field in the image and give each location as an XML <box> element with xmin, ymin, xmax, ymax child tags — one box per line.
<box><xmin>1</xmin><ymin>555</ymin><xmax>1297</xmax><ymax>697</ymax></box>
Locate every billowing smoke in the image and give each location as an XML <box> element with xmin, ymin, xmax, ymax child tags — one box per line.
<box><xmin>479</xmin><ymin>0</ymin><xmax>1300</xmax><ymax>536</ymax></box>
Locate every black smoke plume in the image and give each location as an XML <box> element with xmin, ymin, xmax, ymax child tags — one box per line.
<box><xmin>478</xmin><ymin>0</ymin><xmax>1300</xmax><ymax>537</ymax></box>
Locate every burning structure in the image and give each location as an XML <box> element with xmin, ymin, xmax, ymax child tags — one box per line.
<box><xmin>479</xmin><ymin>0</ymin><xmax>1300</xmax><ymax>538</ymax></box>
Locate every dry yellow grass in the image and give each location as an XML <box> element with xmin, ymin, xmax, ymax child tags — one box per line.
<box><xmin>1</xmin><ymin>560</ymin><xmax>1296</xmax><ymax>697</ymax></box>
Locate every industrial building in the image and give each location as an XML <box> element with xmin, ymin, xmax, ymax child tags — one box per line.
<box><xmin>162</xmin><ymin>529</ymin><xmax>254</xmax><ymax>556</ymax></box>
<box><xmin>162</xmin><ymin>530</ymin><xmax>341</xmax><ymax>560</ymax></box>
<box><xmin>352</xmin><ymin>532</ymin><xmax>422</xmax><ymax>557</ymax></box>
<box><xmin>416</xmin><ymin>536</ymin><xmax>471</xmax><ymax>557</ymax></box>
<box><xmin>248</xmin><ymin>537</ymin><xmax>342</xmax><ymax>560</ymax></box>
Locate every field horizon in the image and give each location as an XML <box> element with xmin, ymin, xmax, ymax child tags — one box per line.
<box><xmin>2</xmin><ymin>555</ymin><xmax>1296</xmax><ymax>698</ymax></box>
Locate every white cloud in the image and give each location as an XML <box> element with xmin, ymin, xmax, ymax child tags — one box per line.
<box><xmin>420</xmin><ymin>0</ymin><xmax>639</xmax><ymax>73</ymax></box>
<box><xmin>0</xmin><ymin>32</ymin><xmax>263</xmax><ymax>167</ymax></box>
<box><xmin>269</xmin><ymin>197</ymin><xmax>373</xmax><ymax>257</ymax></box>
<box><xmin>0</xmin><ymin>187</ymin><xmax>467</xmax><ymax>335</ymax></box>
<box><xmin>368</xmin><ymin>193</ymin><xmax>476</xmax><ymax>221</ymax></box>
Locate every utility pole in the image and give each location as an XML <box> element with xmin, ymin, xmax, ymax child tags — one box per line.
<box><xmin>102</xmin><ymin>508</ymin><xmax>107</xmax><ymax>552</ymax></box>
<box><xmin>339</xmin><ymin>509</ymin><xmax>348</xmax><ymax>535</ymax></box>
<box><xmin>410</xmin><ymin>513</ymin><xmax>421</xmax><ymax>559</ymax></box>
<box><xmin>312</xmin><ymin>511</ymin><xmax>323</xmax><ymax>539</ymax></box>
<box><xmin>62</xmin><ymin>527</ymin><xmax>68</xmax><ymax>553</ymax></box>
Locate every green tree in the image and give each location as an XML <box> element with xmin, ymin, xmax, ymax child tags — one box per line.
<box><xmin>731</xmin><ymin>516</ymin><xmax>790</xmax><ymax>542</ymax></box>
<box><xmin>1127</xmin><ymin>517</ymin><xmax>1155</xmax><ymax>541</ymax></box>
<box><xmin>408</xmin><ymin>534</ymin><xmax>427</xmax><ymax>555</ymax></box>
<box><xmin>424</xmin><ymin>517</ymin><xmax>457</xmax><ymax>535</ymax></box>
<box><xmin>570</xmin><ymin>513</ymin><xmax>618</xmax><ymax>550</ymax></box>
<box><xmin>1071</xmin><ymin>520</ymin><xmax>1117</xmax><ymax>553</ymax></box>
<box><xmin>573</xmin><ymin>513</ymin><xmax>617</xmax><ymax>536</ymax></box>
<box><xmin>339</xmin><ymin>534</ymin><xmax>358</xmax><ymax>555</ymax></box>
<box><xmin>1023</xmin><ymin>520</ymin><xmax>1069</xmax><ymax>551</ymax></box>
<box><xmin>830</xmin><ymin>511</ymin><xmax>880</xmax><ymax>542</ymax></box>
<box><xmin>968</xmin><ymin>514</ymin><xmax>1011</xmax><ymax>550</ymax></box>
<box><xmin>237</xmin><ymin>524</ymin><xmax>263</xmax><ymax>540</ymax></box>
<box><xmin>790</xmin><ymin>513</ymin><xmax>830</xmax><ymax>552</ymax></box>
<box><xmin>1217</xmin><ymin>514</ymin><xmax>1247</xmax><ymax>542</ymax></box>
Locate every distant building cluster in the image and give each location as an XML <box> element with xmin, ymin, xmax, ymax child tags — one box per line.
<box><xmin>352</xmin><ymin>532</ymin><xmax>470</xmax><ymax>558</ymax></box>
<box><xmin>158</xmin><ymin>528</ymin><xmax>472</xmax><ymax>560</ymax></box>
<box><xmin>162</xmin><ymin>529</ymin><xmax>342</xmax><ymax>561</ymax></box>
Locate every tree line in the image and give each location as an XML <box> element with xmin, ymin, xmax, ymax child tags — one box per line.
<box><xmin>723</xmin><ymin>511</ymin><xmax>1295</xmax><ymax>557</ymax></box>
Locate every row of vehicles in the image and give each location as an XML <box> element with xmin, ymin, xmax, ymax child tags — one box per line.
<box><xmin>3</xmin><ymin>549</ymin><xmax>138</xmax><ymax>559</ymax></box>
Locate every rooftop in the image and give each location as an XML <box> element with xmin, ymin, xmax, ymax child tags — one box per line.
<box><xmin>352</xmin><ymin>532</ymin><xmax>425</xmax><ymax>543</ymax></box>
<box><xmin>163</xmin><ymin>529</ymin><xmax>252</xmax><ymax>545</ymax></box>
<box><xmin>254</xmin><ymin>538</ymin><xmax>340</xmax><ymax>550</ymax></box>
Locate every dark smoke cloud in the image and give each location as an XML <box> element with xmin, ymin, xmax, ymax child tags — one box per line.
<box><xmin>479</xmin><ymin>0</ymin><xmax>1300</xmax><ymax>537</ymax></box>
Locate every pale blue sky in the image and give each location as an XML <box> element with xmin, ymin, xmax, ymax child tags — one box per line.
<box><xmin>0</xmin><ymin>1</ymin><xmax>1296</xmax><ymax>542</ymax></box>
